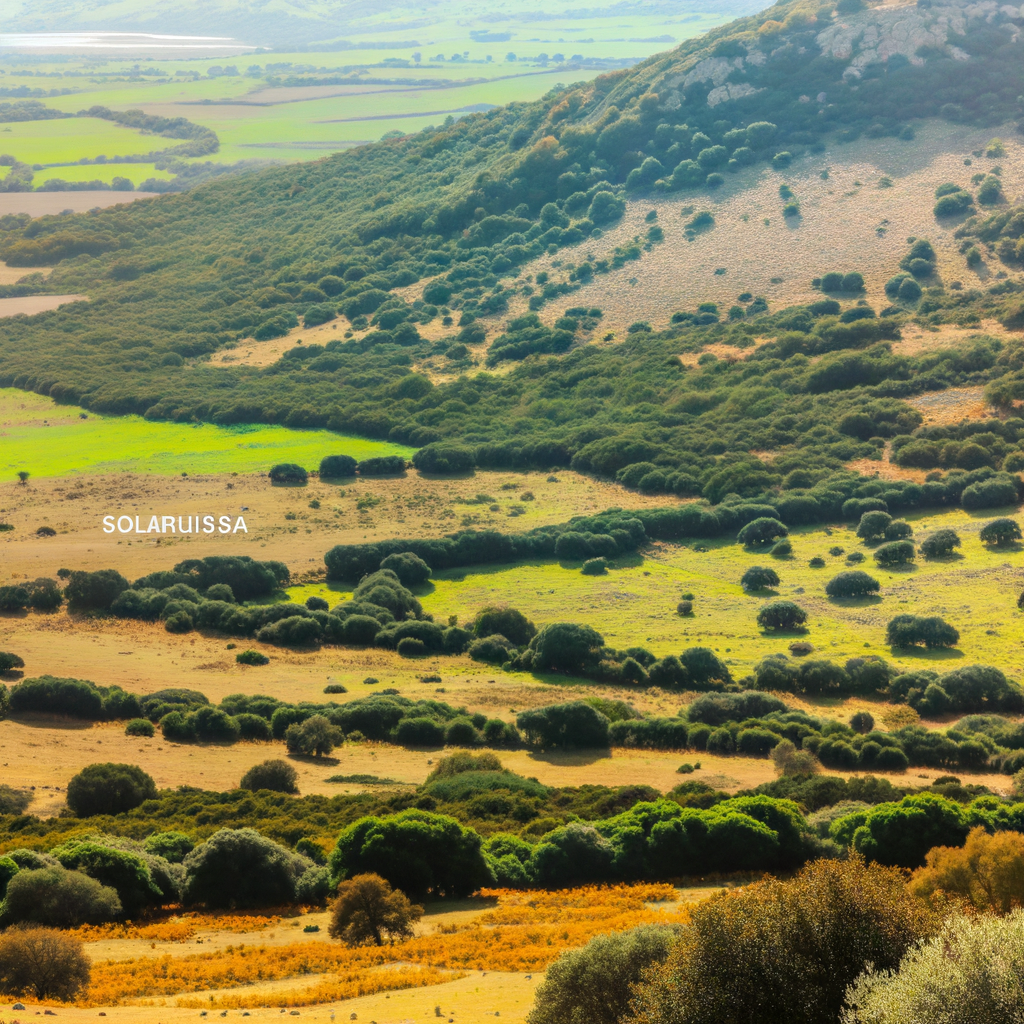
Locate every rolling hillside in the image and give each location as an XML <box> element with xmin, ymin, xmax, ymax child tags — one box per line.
<box><xmin>0</xmin><ymin>0</ymin><xmax>1022</xmax><ymax>512</ymax></box>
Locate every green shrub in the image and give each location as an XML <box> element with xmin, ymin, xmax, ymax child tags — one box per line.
<box><xmin>329</xmin><ymin>809</ymin><xmax>491</xmax><ymax>898</ymax></box>
<box><xmin>379</xmin><ymin>551</ymin><xmax>432</xmax><ymax>586</ymax></box>
<box><xmin>240</xmin><ymin>759</ymin><xmax>299</xmax><ymax>793</ymax></box>
<box><xmin>517</xmin><ymin>701</ymin><xmax>610</xmax><ymax>749</ymax></box>
<box><xmin>65</xmin><ymin>569</ymin><xmax>129</xmax><ymax>612</ymax></box>
<box><xmin>50</xmin><ymin>838</ymin><xmax>164</xmax><ymax>915</ymax></box>
<box><xmin>125</xmin><ymin>718</ymin><xmax>155</xmax><ymax>737</ymax></box>
<box><xmin>757</xmin><ymin>601</ymin><xmax>807</xmax><ymax>631</ymax></box>
<box><xmin>874</xmin><ymin>540</ymin><xmax>915</xmax><ymax>566</ymax></box>
<box><xmin>741</xmin><ymin>566</ymin><xmax>780</xmax><ymax>591</ymax></box>
<box><xmin>319</xmin><ymin>454</ymin><xmax>357</xmax><ymax>478</ymax></box>
<box><xmin>738</xmin><ymin>518</ymin><xmax>788</xmax><ymax>546</ymax></box>
<box><xmin>10</xmin><ymin>675</ymin><xmax>104</xmax><ymax>719</ymax></box>
<box><xmin>920</xmin><ymin>528</ymin><xmax>960</xmax><ymax>557</ymax></box>
<box><xmin>1</xmin><ymin>867</ymin><xmax>122</xmax><ymax>927</ymax></box>
<box><xmin>474</xmin><ymin>606</ymin><xmax>537</xmax><ymax>645</ymax></box>
<box><xmin>979</xmin><ymin>517</ymin><xmax>1022</xmax><ymax>545</ymax></box>
<box><xmin>143</xmin><ymin>831</ymin><xmax>194</xmax><ymax>863</ymax></box>
<box><xmin>269</xmin><ymin>463</ymin><xmax>308</xmax><ymax>484</ymax></box>
<box><xmin>397</xmin><ymin>636</ymin><xmax>426</xmax><ymax>657</ymax></box>
<box><xmin>285</xmin><ymin>715</ymin><xmax>343</xmax><ymax>758</ymax></box>
<box><xmin>581</xmin><ymin>557</ymin><xmax>609</xmax><ymax>575</ymax></box>
<box><xmin>0</xmin><ymin>651</ymin><xmax>24</xmax><ymax>673</ymax></box>
<box><xmin>825</xmin><ymin>571</ymin><xmax>880</xmax><ymax>599</ymax></box>
<box><xmin>66</xmin><ymin>763</ymin><xmax>157</xmax><ymax>817</ymax></box>
<box><xmin>886</xmin><ymin>614</ymin><xmax>959</xmax><ymax>649</ymax></box>
<box><xmin>182</xmin><ymin>828</ymin><xmax>313</xmax><ymax>908</ymax></box>
<box><xmin>847</xmin><ymin>912</ymin><xmax>1024</xmax><ymax>1023</ymax></box>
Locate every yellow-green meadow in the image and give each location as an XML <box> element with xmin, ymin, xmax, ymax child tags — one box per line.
<box><xmin>0</xmin><ymin>388</ymin><xmax>412</xmax><ymax>478</ymax></box>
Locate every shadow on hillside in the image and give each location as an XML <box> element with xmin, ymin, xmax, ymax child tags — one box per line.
<box><xmin>888</xmin><ymin>646</ymin><xmax>964</xmax><ymax>662</ymax></box>
<box><xmin>527</xmin><ymin>747</ymin><xmax>611</xmax><ymax>768</ymax></box>
<box><xmin>8</xmin><ymin>712</ymin><xmax>93</xmax><ymax>730</ymax></box>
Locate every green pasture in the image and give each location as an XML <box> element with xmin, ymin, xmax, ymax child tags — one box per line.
<box><xmin>31</xmin><ymin>163</ymin><xmax>174</xmax><ymax>187</ymax></box>
<box><xmin>282</xmin><ymin>507</ymin><xmax>1024</xmax><ymax>681</ymax></box>
<box><xmin>0</xmin><ymin>388</ymin><xmax>413</xmax><ymax>478</ymax></box>
<box><xmin>0</xmin><ymin>117</ymin><xmax>165</xmax><ymax>166</ymax></box>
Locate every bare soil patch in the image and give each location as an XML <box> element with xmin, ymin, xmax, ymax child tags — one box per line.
<box><xmin>0</xmin><ymin>293</ymin><xmax>87</xmax><ymax>317</ymax></box>
<box><xmin>0</xmin><ymin>261</ymin><xmax>52</xmax><ymax>285</ymax></box>
<box><xmin>506</xmin><ymin>120</ymin><xmax>1024</xmax><ymax>340</ymax></box>
<box><xmin>0</xmin><ymin>191</ymin><xmax>158</xmax><ymax>217</ymax></box>
<box><xmin>906</xmin><ymin>384</ymin><xmax>995</xmax><ymax>425</ymax></box>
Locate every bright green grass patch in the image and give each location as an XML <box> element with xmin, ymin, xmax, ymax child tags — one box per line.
<box><xmin>0</xmin><ymin>388</ymin><xmax>414</xmax><ymax>479</ymax></box>
<box><xmin>417</xmin><ymin>509</ymin><xmax>1024</xmax><ymax>679</ymax></box>
<box><xmin>31</xmin><ymin>163</ymin><xmax>174</xmax><ymax>188</ymax></box>
<box><xmin>0</xmin><ymin>117</ymin><xmax>168</xmax><ymax>166</ymax></box>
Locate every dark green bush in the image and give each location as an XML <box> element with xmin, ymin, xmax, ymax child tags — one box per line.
<box><xmin>1</xmin><ymin>867</ymin><xmax>122</xmax><ymax>926</ymax></box>
<box><xmin>236</xmin><ymin>649</ymin><xmax>270</xmax><ymax>666</ymax></box>
<box><xmin>319</xmin><ymin>454</ymin><xmax>357</xmax><ymax>478</ymax></box>
<box><xmin>874</xmin><ymin>541</ymin><xmax>915</xmax><ymax>566</ymax></box>
<box><xmin>329</xmin><ymin>809</ymin><xmax>491</xmax><ymax>898</ymax></box>
<box><xmin>527</xmin><ymin>924</ymin><xmax>677</xmax><ymax>1024</ymax></box>
<box><xmin>66</xmin><ymin>763</ymin><xmax>157</xmax><ymax>817</ymax></box>
<box><xmin>886</xmin><ymin>614</ymin><xmax>959</xmax><ymax>649</ymax></box>
<box><xmin>825</xmin><ymin>571</ymin><xmax>880</xmax><ymax>599</ymax></box>
<box><xmin>920</xmin><ymin>528</ymin><xmax>960</xmax><ymax>557</ymax></box>
<box><xmin>240</xmin><ymin>759</ymin><xmax>299</xmax><ymax>793</ymax></box>
<box><xmin>741</xmin><ymin>566</ymin><xmax>780</xmax><ymax>591</ymax></box>
<box><xmin>125</xmin><ymin>718</ymin><xmax>154</xmax><ymax>738</ymax></box>
<box><xmin>269</xmin><ymin>463</ymin><xmax>308</xmax><ymax>484</ymax></box>
<box><xmin>182</xmin><ymin>828</ymin><xmax>313</xmax><ymax>908</ymax></box>
<box><xmin>517</xmin><ymin>701</ymin><xmax>610</xmax><ymax>749</ymax></box>
<box><xmin>757</xmin><ymin>601</ymin><xmax>807</xmax><ymax>631</ymax></box>
<box><xmin>65</xmin><ymin>569</ymin><xmax>129</xmax><ymax>612</ymax></box>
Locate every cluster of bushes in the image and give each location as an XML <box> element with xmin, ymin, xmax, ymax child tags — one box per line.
<box><xmin>0</xmin><ymin>576</ymin><xmax>62</xmax><ymax>613</ymax></box>
<box><xmin>0</xmin><ymin>824</ymin><xmax>328</xmax><ymax>926</ymax></box>
<box><xmin>748</xmin><ymin>654</ymin><xmax>1023</xmax><ymax>714</ymax></box>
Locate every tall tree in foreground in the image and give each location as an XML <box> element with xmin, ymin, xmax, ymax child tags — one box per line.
<box><xmin>627</xmin><ymin>856</ymin><xmax>934</xmax><ymax>1024</ymax></box>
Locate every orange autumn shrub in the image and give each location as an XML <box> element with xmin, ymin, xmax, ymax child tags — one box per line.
<box><xmin>80</xmin><ymin>883</ymin><xmax>686</xmax><ymax>1008</ymax></box>
<box><xmin>72</xmin><ymin>912</ymin><xmax>283</xmax><ymax>944</ymax></box>
<box><xmin>175</xmin><ymin>965</ymin><xmax>460</xmax><ymax>1009</ymax></box>
<box><xmin>910</xmin><ymin>826</ymin><xmax>1024</xmax><ymax>913</ymax></box>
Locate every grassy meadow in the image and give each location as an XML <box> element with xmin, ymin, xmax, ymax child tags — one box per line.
<box><xmin>285</xmin><ymin>506</ymin><xmax>1024</xmax><ymax>680</ymax></box>
<box><xmin>0</xmin><ymin>387</ymin><xmax>413</xmax><ymax>478</ymax></box>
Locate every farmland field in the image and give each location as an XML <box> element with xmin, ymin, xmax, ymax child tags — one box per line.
<box><xmin>0</xmin><ymin>1</ymin><xmax>764</xmax><ymax>182</ymax></box>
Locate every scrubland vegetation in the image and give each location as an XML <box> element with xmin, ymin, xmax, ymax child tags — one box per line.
<box><xmin>5</xmin><ymin>0</ymin><xmax>1024</xmax><ymax>1018</ymax></box>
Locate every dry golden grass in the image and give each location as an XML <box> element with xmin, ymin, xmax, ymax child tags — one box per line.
<box><xmin>507</xmin><ymin>120</ymin><xmax>1024</xmax><ymax>339</ymax></box>
<box><xmin>0</xmin><ymin>260</ymin><xmax>52</xmax><ymax>285</ymax></box>
<box><xmin>0</xmin><ymin>466</ymin><xmax>672</xmax><ymax>582</ymax></box>
<box><xmin>0</xmin><ymin>294</ymin><xmax>86</xmax><ymax>318</ymax></box>
<box><xmin>74</xmin><ymin>884</ymin><xmax>681</xmax><ymax>1010</ymax></box>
